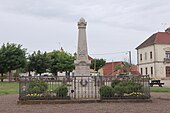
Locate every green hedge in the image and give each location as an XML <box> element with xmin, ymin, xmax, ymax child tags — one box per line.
<box><xmin>54</xmin><ymin>85</ymin><xmax>68</xmax><ymax>97</ymax></box>
<box><xmin>27</xmin><ymin>80</ymin><xmax>48</xmax><ymax>94</ymax></box>
<box><xmin>111</xmin><ymin>79</ymin><xmax>121</xmax><ymax>88</ymax></box>
<box><xmin>99</xmin><ymin>80</ymin><xmax>143</xmax><ymax>97</ymax></box>
<box><xmin>99</xmin><ymin>86</ymin><xmax>114</xmax><ymax>98</ymax></box>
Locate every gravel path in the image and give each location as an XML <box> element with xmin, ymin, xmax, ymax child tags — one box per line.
<box><xmin>0</xmin><ymin>93</ymin><xmax>170</xmax><ymax>113</ymax></box>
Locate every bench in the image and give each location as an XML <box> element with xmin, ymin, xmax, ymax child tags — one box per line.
<box><xmin>149</xmin><ymin>80</ymin><xmax>164</xmax><ymax>87</ymax></box>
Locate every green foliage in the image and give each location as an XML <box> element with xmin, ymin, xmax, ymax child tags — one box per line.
<box><xmin>127</xmin><ymin>82</ymin><xmax>143</xmax><ymax>93</ymax></box>
<box><xmin>27</xmin><ymin>80</ymin><xmax>48</xmax><ymax>94</ymax></box>
<box><xmin>114</xmin><ymin>81</ymin><xmax>143</xmax><ymax>95</ymax></box>
<box><xmin>48</xmin><ymin>50</ymin><xmax>75</xmax><ymax>76</ymax></box>
<box><xmin>111</xmin><ymin>79</ymin><xmax>121</xmax><ymax>88</ymax></box>
<box><xmin>28</xmin><ymin>51</ymin><xmax>50</xmax><ymax>75</ymax></box>
<box><xmin>115</xmin><ymin>62</ymin><xmax>131</xmax><ymax>74</ymax></box>
<box><xmin>0</xmin><ymin>43</ymin><xmax>26</xmax><ymax>71</ymax></box>
<box><xmin>99</xmin><ymin>86</ymin><xmax>114</xmax><ymax>98</ymax></box>
<box><xmin>54</xmin><ymin>85</ymin><xmax>68</xmax><ymax>97</ymax></box>
<box><xmin>90</xmin><ymin>58</ymin><xmax>106</xmax><ymax>71</ymax></box>
<box><xmin>114</xmin><ymin>82</ymin><xmax>128</xmax><ymax>96</ymax></box>
<box><xmin>0</xmin><ymin>43</ymin><xmax>26</xmax><ymax>81</ymax></box>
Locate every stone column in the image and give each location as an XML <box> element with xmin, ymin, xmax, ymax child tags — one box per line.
<box><xmin>74</xmin><ymin>17</ymin><xmax>91</xmax><ymax>77</ymax></box>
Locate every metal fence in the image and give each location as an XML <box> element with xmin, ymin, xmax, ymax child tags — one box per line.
<box><xmin>18</xmin><ymin>75</ymin><xmax>150</xmax><ymax>100</ymax></box>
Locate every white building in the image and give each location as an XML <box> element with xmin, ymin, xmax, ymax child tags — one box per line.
<box><xmin>136</xmin><ymin>27</ymin><xmax>170</xmax><ymax>79</ymax></box>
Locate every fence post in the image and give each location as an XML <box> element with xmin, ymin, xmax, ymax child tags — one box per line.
<box><xmin>74</xmin><ymin>76</ymin><xmax>76</xmax><ymax>99</ymax></box>
<box><xmin>94</xmin><ymin>76</ymin><xmax>97</xmax><ymax>99</ymax></box>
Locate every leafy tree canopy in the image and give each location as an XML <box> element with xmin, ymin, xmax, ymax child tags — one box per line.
<box><xmin>115</xmin><ymin>62</ymin><xmax>131</xmax><ymax>74</ymax></box>
<box><xmin>28</xmin><ymin>50</ymin><xmax>50</xmax><ymax>75</ymax></box>
<box><xmin>48</xmin><ymin>50</ymin><xmax>75</xmax><ymax>76</ymax></box>
<box><xmin>0</xmin><ymin>43</ymin><xmax>26</xmax><ymax>81</ymax></box>
<box><xmin>90</xmin><ymin>58</ymin><xmax>106</xmax><ymax>71</ymax></box>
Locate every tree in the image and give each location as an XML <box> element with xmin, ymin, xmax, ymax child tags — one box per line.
<box><xmin>90</xmin><ymin>58</ymin><xmax>106</xmax><ymax>71</ymax></box>
<box><xmin>0</xmin><ymin>47</ymin><xmax>7</xmax><ymax>82</ymax></box>
<box><xmin>0</xmin><ymin>43</ymin><xmax>26</xmax><ymax>81</ymax></box>
<box><xmin>115</xmin><ymin>62</ymin><xmax>131</xmax><ymax>75</ymax></box>
<box><xmin>28</xmin><ymin>51</ymin><xmax>50</xmax><ymax>76</ymax></box>
<box><xmin>48</xmin><ymin>50</ymin><xmax>75</xmax><ymax>76</ymax></box>
<box><xmin>62</xmin><ymin>52</ymin><xmax>75</xmax><ymax>77</ymax></box>
<box><xmin>25</xmin><ymin>58</ymin><xmax>34</xmax><ymax>76</ymax></box>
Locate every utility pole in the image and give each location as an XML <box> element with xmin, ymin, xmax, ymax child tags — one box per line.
<box><xmin>129</xmin><ymin>51</ymin><xmax>132</xmax><ymax>65</ymax></box>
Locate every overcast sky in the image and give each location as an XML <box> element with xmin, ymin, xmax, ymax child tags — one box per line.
<box><xmin>0</xmin><ymin>0</ymin><xmax>170</xmax><ymax>64</ymax></box>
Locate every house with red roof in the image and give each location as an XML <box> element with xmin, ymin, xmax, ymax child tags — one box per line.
<box><xmin>98</xmin><ymin>61</ymin><xmax>124</xmax><ymax>77</ymax></box>
<box><xmin>136</xmin><ymin>27</ymin><xmax>170</xmax><ymax>78</ymax></box>
<box><xmin>130</xmin><ymin>65</ymin><xmax>140</xmax><ymax>75</ymax></box>
<box><xmin>98</xmin><ymin>61</ymin><xmax>139</xmax><ymax>77</ymax></box>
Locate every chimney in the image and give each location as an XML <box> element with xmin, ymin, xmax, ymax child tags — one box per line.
<box><xmin>165</xmin><ymin>27</ymin><xmax>170</xmax><ymax>34</ymax></box>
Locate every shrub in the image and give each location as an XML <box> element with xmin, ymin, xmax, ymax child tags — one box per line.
<box><xmin>126</xmin><ymin>82</ymin><xmax>143</xmax><ymax>94</ymax></box>
<box><xmin>114</xmin><ymin>83</ymin><xmax>128</xmax><ymax>96</ymax></box>
<box><xmin>114</xmin><ymin>81</ymin><xmax>143</xmax><ymax>95</ymax></box>
<box><xmin>111</xmin><ymin>79</ymin><xmax>121</xmax><ymax>88</ymax></box>
<box><xmin>27</xmin><ymin>80</ymin><xmax>48</xmax><ymax>94</ymax></box>
<box><xmin>54</xmin><ymin>85</ymin><xmax>68</xmax><ymax>97</ymax></box>
<box><xmin>99</xmin><ymin>86</ymin><xmax>114</xmax><ymax>98</ymax></box>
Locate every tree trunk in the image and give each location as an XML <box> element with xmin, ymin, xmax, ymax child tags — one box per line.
<box><xmin>28</xmin><ymin>71</ymin><xmax>31</xmax><ymax>76</ymax></box>
<box><xmin>8</xmin><ymin>70</ymin><xmax>12</xmax><ymax>82</ymax></box>
<box><xmin>1</xmin><ymin>73</ymin><xmax>3</xmax><ymax>82</ymax></box>
<box><xmin>54</xmin><ymin>72</ymin><xmax>58</xmax><ymax>77</ymax></box>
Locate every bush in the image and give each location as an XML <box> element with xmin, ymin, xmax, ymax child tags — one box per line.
<box><xmin>111</xmin><ymin>79</ymin><xmax>121</xmax><ymax>88</ymax></box>
<box><xmin>27</xmin><ymin>80</ymin><xmax>48</xmax><ymax>94</ymax></box>
<box><xmin>114</xmin><ymin>81</ymin><xmax>143</xmax><ymax>96</ymax></box>
<box><xmin>126</xmin><ymin>82</ymin><xmax>143</xmax><ymax>94</ymax></box>
<box><xmin>114</xmin><ymin>83</ymin><xmax>127</xmax><ymax>96</ymax></box>
<box><xmin>99</xmin><ymin>86</ymin><xmax>114</xmax><ymax>98</ymax></box>
<box><xmin>54</xmin><ymin>85</ymin><xmax>68</xmax><ymax>97</ymax></box>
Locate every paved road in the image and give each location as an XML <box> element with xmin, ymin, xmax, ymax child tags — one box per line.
<box><xmin>0</xmin><ymin>93</ymin><xmax>170</xmax><ymax>113</ymax></box>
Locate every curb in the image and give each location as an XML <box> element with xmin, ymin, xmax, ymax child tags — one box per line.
<box><xmin>17</xmin><ymin>99</ymin><xmax>152</xmax><ymax>105</ymax></box>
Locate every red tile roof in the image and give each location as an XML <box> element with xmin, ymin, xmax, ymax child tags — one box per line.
<box><xmin>130</xmin><ymin>65</ymin><xmax>140</xmax><ymax>75</ymax></box>
<box><xmin>101</xmin><ymin>62</ymin><xmax>139</xmax><ymax>76</ymax></box>
<box><xmin>136</xmin><ymin>32</ymin><xmax>170</xmax><ymax>49</ymax></box>
<box><xmin>102</xmin><ymin>61</ymin><xmax>124</xmax><ymax>76</ymax></box>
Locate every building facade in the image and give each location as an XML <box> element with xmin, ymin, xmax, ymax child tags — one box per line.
<box><xmin>136</xmin><ymin>27</ymin><xmax>170</xmax><ymax>79</ymax></box>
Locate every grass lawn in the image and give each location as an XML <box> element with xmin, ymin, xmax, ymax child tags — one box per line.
<box><xmin>150</xmin><ymin>87</ymin><xmax>170</xmax><ymax>92</ymax></box>
<box><xmin>0</xmin><ymin>82</ymin><xmax>18</xmax><ymax>95</ymax></box>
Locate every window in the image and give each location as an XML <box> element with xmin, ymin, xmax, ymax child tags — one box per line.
<box><xmin>166</xmin><ymin>66</ymin><xmax>170</xmax><ymax>77</ymax></box>
<box><xmin>140</xmin><ymin>68</ymin><xmax>143</xmax><ymax>75</ymax></box>
<box><xmin>145</xmin><ymin>52</ymin><xmax>147</xmax><ymax>60</ymax></box>
<box><xmin>150</xmin><ymin>52</ymin><xmax>152</xmax><ymax>59</ymax></box>
<box><xmin>151</xmin><ymin>67</ymin><xmax>153</xmax><ymax>75</ymax></box>
<box><xmin>165</xmin><ymin>51</ymin><xmax>170</xmax><ymax>59</ymax></box>
<box><xmin>140</xmin><ymin>54</ymin><xmax>142</xmax><ymax>61</ymax></box>
<box><xmin>145</xmin><ymin>67</ymin><xmax>148</xmax><ymax>75</ymax></box>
